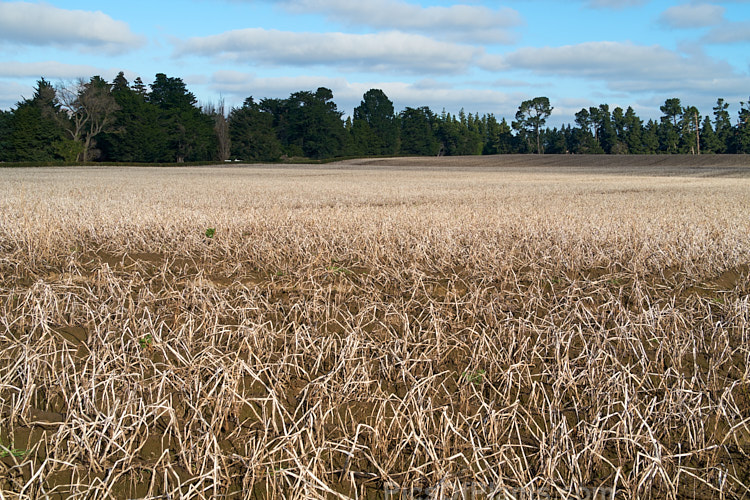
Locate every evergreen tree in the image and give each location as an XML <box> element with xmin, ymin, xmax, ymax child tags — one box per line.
<box><xmin>6</xmin><ymin>78</ymin><xmax>66</xmax><ymax>161</ymax></box>
<box><xmin>352</xmin><ymin>89</ymin><xmax>398</xmax><ymax>156</ymax></box>
<box><xmin>463</xmin><ymin>113</ymin><xmax>484</xmax><ymax>155</ymax></box>
<box><xmin>148</xmin><ymin>73</ymin><xmax>217</xmax><ymax>162</ymax></box>
<box><xmin>700</xmin><ymin>116</ymin><xmax>721</xmax><ymax>154</ymax></box>
<box><xmin>612</xmin><ymin>107</ymin><xmax>627</xmax><ymax>144</ymax></box>
<box><xmin>597</xmin><ymin>104</ymin><xmax>618</xmax><ymax>154</ymax></box>
<box><xmin>679</xmin><ymin>106</ymin><xmax>701</xmax><ymax>154</ymax></box>
<box><xmin>282</xmin><ymin>87</ymin><xmax>346</xmax><ymax>159</ymax></box>
<box><xmin>436</xmin><ymin>113</ymin><xmax>459</xmax><ymax>156</ymax></box>
<box><xmin>588</xmin><ymin>106</ymin><xmax>604</xmax><ymax>148</ymax></box>
<box><xmin>399</xmin><ymin>107</ymin><xmax>439</xmax><ymax>156</ymax></box>
<box><xmin>659</xmin><ymin>98</ymin><xmax>682</xmax><ymax>153</ymax></box>
<box><xmin>482</xmin><ymin>114</ymin><xmax>513</xmax><ymax>154</ymax></box>
<box><xmin>544</xmin><ymin>127</ymin><xmax>569</xmax><ymax>154</ymax></box>
<box><xmin>623</xmin><ymin>107</ymin><xmax>644</xmax><ymax>154</ymax></box>
<box><xmin>572</xmin><ymin>108</ymin><xmax>602</xmax><ymax>153</ymax></box>
<box><xmin>99</xmin><ymin>72</ymin><xmax>169</xmax><ymax>162</ymax></box>
<box><xmin>0</xmin><ymin>110</ymin><xmax>12</xmax><ymax>161</ymax></box>
<box><xmin>228</xmin><ymin>97</ymin><xmax>282</xmax><ymax>162</ymax></box>
<box><xmin>736</xmin><ymin>98</ymin><xmax>750</xmax><ymax>154</ymax></box>
<box><xmin>713</xmin><ymin>98</ymin><xmax>732</xmax><ymax>153</ymax></box>
<box><xmin>513</xmin><ymin>97</ymin><xmax>553</xmax><ymax>154</ymax></box>
<box><xmin>642</xmin><ymin>120</ymin><xmax>660</xmax><ymax>154</ymax></box>
<box><xmin>660</xmin><ymin>98</ymin><xmax>682</xmax><ymax>127</ymax></box>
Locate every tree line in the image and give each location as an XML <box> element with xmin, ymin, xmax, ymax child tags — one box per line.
<box><xmin>1</xmin><ymin>72</ymin><xmax>748</xmax><ymax>163</ymax></box>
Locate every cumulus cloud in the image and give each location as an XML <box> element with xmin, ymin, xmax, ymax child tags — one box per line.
<box><xmin>658</xmin><ymin>3</ymin><xmax>725</xmax><ymax>28</ymax></box>
<box><xmin>656</xmin><ymin>2</ymin><xmax>749</xmax><ymax>44</ymax></box>
<box><xmin>0</xmin><ymin>1</ymin><xmax>146</xmax><ymax>54</ymax></box>
<box><xmin>482</xmin><ymin>41</ymin><xmax>750</xmax><ymax>95</ymax></box>
<box><xmin>274</xmin><ymin>0</ymin><xmax>522</xmax><ymax>43</ymax></box>
<box><xmin>178</xmin><ymin>28</ymin><xmax>481</xmax><ymax>75</ymax></box>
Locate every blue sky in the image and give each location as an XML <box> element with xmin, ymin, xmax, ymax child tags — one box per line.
<box><xmin>0</xmin><ymin>0</ymin><xmax>748</xmax><ymax>125</ymax></box>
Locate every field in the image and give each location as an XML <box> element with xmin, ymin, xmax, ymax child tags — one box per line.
<box><xmin>1</xmin><ymin>156</ymin><xmax>750</xmax><ymax>499</ymax></box>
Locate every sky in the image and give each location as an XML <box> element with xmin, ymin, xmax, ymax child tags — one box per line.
<box><xmin>0</xmin><ymin>0</ymin><xmax>749</xmax><ymax>125</ymax></box>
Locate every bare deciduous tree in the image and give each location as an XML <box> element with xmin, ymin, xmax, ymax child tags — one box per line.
<box><xmin>203</xmin><ymin>98</ymin><xmax>231</xmax><ymax>161</ymax></box>
<box><xmin>56</xmin><ymin>76</ymin><xmax>120</xmax><ymax>162</ymax></box>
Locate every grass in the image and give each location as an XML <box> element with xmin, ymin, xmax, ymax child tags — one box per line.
<box><xmin>0</xmin><ymin>442</ymin><xmax>28</xmax><ymax>458</ymax></box>
<box><xmin>0</xmin><ymin>159</ymin><xmax>749</xmax><ymax>498</ymax></box>
<box><xmin>138</xmin><ymin>333</ymin><xmax>154</xmax><ymax>349</ymax></box>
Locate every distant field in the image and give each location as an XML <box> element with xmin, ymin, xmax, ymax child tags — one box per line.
<box><xmin>340</xmin><ymin>153</ymin><xmax>750</xmax><ymax>176</ymax></box>
<box><xmin>1</xmin><ymin>160</ymin><xmax>749</xmax><ymax>498</ymax></box>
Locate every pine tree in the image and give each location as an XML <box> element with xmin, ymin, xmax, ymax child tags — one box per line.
<box><xmin>399</xmin><ymin>107</ymin><xmax>440</xmax><ymax>156</ymax></box>
<box><xmin>352</xmin><ymin>89</ymin><xmax>398</xmax><ymax>156</ymax></box>
<box><xmin>736</xmin><ymin>98</ymin><xmax>750</xmax><ymax>154</ymax></box>
<box><xmin>713</xmin><ymin>98</ymin><xmax>732</xmax><ymax>153</ymax></box>
<box><xmin>228</xmin><ymin>97</ymin><xmax>282</xmax><ymax>162</ymax></box>
<box><xmin>7</xmin><ymin>78</ymin><xmax>66</xmax><ymax>161</ymax></box>
<box><xmin>700</xmin><ymin>116</ymin><xmax>721</xmax><ymax>154</ymax></box>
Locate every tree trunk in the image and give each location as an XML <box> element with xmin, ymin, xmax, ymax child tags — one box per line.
<box><xmin>695</xmin><ymin>112</ymin><xmax>700</xmax><ymax>155</ymax></box>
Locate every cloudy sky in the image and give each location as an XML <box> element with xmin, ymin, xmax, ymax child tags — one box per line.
<box><xmin>0</xmin><ymin>0</ymin><xmax>748</xmax><ymax>124</ymax></box>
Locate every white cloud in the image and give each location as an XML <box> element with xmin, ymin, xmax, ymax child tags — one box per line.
<box><xmin>274</xmin><ymin>0</ymin><xmax>522</xmax><ymax>43</ymax></box>
<box><xmin>658</xmin><ymin>3</ymin><xmax>725</xmax><ymax>28</ymax></box>
<box><xmin>585</xmin><ymin>0</ymin><xmax>649</xmax><ymax>9</ymax></box>
<box><xmin>208</xmin><ymin>71</ymin><xmax>523</xmax><ymax>116</ymax></box>
<box><xmin>483</xmin><ymin>41</ymin><xmax>750</xmax><ymax>95</ymax></box>
<box><xmin>0</xmin><ymin>1</ymin><xmax>146</xmax><ymax>54</ymax></box>
<box><xmin>703</xmin><ymin>20</ymin><xmax>750</xmax><ymax>43</ymax></box>
<box><xmin>178</xmin><ymin>28</ymin><xmax>481</xmax><ymax>74</ymax></box>
<box><xmin>657</xmin><ymin>2</ymin><xmax>750</xmax><ymax>44</ymax></box>
<box><xmin>0</xmin><ymin>60</ymin><xmax>103</xmax><ymax>79</ymax></box>
<box><xmin>0</xmin><ymin>80</ymin><xmax>30</xmax><ymax>109</ymax></box>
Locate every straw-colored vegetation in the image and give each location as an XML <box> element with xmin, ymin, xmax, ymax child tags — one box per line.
<box><xmin>1</xmin><ymin>160</ymin><xmax>749</xmax><ymax>499</ymax></box>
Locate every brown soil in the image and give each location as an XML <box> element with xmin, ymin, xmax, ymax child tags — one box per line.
<box><xmin>338</xmin><ymin>154</ymin><xmax>750</xmax><ymax>176</ymax></box>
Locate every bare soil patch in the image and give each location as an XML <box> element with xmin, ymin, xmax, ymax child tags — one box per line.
<box><xmin>339</xmin><ymin>154</ymin><xmax>750</xmax><ymax>177</ymax></box>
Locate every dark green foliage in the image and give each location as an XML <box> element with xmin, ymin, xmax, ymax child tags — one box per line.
<box><xmin>287</xmin><ymin>88</ymin><xmax>346</xmax><ymax>159</ymax></box>
<box><xmin>352</xmin><ymin>89</ymin><xmax>398</xmax><ymax>156</ymax></box>
<box><xmin>435</xmin><ymin>111</ymin><xmax>482</xmax><ymax>156</ymax></box>
<box><xmin>149</xmin><ymin>74</ymin><xmax>217</xmax><ymax>162</ymax></box>
<box><xmin>229</xmin><ymin>97</ymin><xmax>283</xmax><ymax>162</ymax></box>
<box><xmin>700</xmin><ymin>116</ymin><xmax>721</xmax><ymax>154</ymax></box>
<box><xmin>257</xmin><ymin>88</ymin><xmax>346</xmax><ymax>159</ymax></box>
<box><xmin>572</xmin><ymin>109</ymin><xmax>603</xmax><ymax>154</ymax></box>
<box><xmin>148</xmin><ymin>73</ymin><xmax>197</xmax><ymax>111</ymax></box>
<box><xmin>713</xmin><ymin>98</ymin><xmax>732</xmax><ymax>153</ymax></box>
<box><xmin>660</xmin><ymin>98</ymin><xmax>682</xmax><ymax>127</ymax></box>
<box><xmin>482</xmin><ymin>115</ymin><xmax>513</xmax><ymax>155</ymax></box>
<box><xmin>399</xmin><ymin>107</ymin><xmax>440</xmax><ymax>156</ymax></box>
<box><xmin>0</xmin><ymin>110</ymin><xmax>12</xmax><ymax>161</ymax></box>
<box><xmin>737</xmin><ymin>99</ymin><xmax>750</xmax><ymax>154</ymax></box>
<box><xmin>99</xmin><ymin>73</ymin><xmax>170</xmax><ymax>162</ymax></box>
<box><xmin>5</xmin><ymin>79</ymin><xmax>66</xmax><ymax>162</ymax></box>
<box><xmin>641</xmin><ymin>120</ymin><xmax>660</xmax><ymax>154</ymax></box>
<box><xmin>513</xmin><ymin>97</ymin><xmax>553</xmax><ymax>154</ymax></box>
<box><xmin>2</xmin><ymin>73</ymin><xmax>748</xmax><ymax>162</ymax></box>
<box><xmin>679</xmin><ymin>106</ymin><xmax>701</xmax><ymax>154</ymax></box>
<box><xmin>101</xmin><ymin>73</ymin><xmax>216</xmax><ymax>162</ymax></box>
<box><xmin>543</xmin><ymin>126</ymin><xmax>570</xmax><ymax>154</ymax></box>
<box><xmin>623</xmin><ymin>107</ymin><xmax>644</xmax><ymax>154</ymax></box>
<box><xmin>596</xmin><ymin>104</ymin><xmax>618</xmax><ymax>154</ymax></box>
